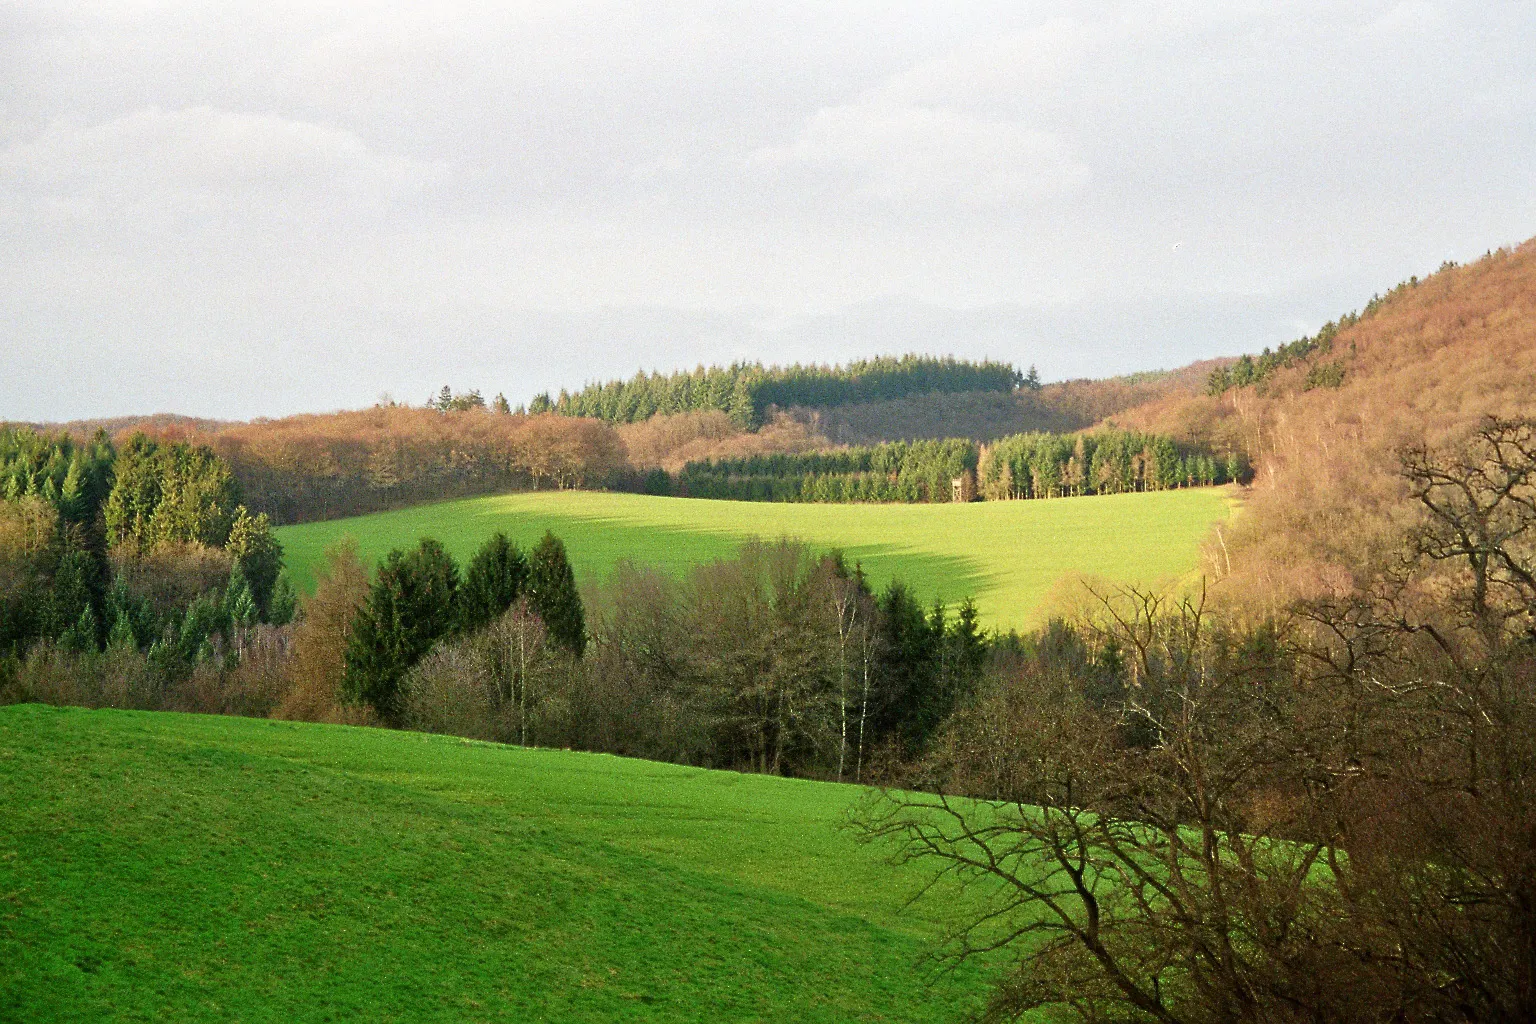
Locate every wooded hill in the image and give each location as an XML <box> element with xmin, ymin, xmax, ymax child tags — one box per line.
<box><xmin>534</xmin><ymin>354</ymin><xmax>1023</xmax><ymax>428</ymax></box>
<box><xmin>1096</xmin><ymin>238</ymin><xmax>1536</xmax><ymax>608</ymax></box>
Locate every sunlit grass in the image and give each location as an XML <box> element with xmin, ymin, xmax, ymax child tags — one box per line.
<box><xmin>276</xmin><ymin>488</ymin><xmax>1234</xmax><ymax>632</ymax></box>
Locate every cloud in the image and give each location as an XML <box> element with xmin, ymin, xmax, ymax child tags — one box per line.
<box><xmin>0</xmin><ymin>106</ymin><xmax>446</xmax><ymax>219</ymax></box>
<box><xmin>0</xmin><ymin>2</ymin><xmax>1532</xmax><ymax>421</ymax></box>
<box><xmin>749</xmin><ymin>100</ymin><xmax>1089</xmax><ymax>209</ymax></box>
<box><xmin>1368</xmin><ymin>1</ymin><xmax>1442</xmax><ymax>35</ymax></box>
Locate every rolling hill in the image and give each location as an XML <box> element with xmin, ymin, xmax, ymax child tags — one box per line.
<box><xmin>0</xmin><ymin>704</ymin><xmax>995</xmax><ymax>1023</ymax></box>
<box><xmin>274</xmin><ymin>488</ymin><xmax>1237</xmax><ymax>632</ymax></box>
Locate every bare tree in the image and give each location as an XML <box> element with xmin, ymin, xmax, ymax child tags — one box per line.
<box><xmin>857</xmin><ymin>583</ymin><xmax>1417</xmax><ymax>1023</ymax></box>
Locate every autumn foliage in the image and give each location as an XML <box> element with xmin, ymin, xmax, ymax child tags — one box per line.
<box><xmin>117</xmin><ymin>407</ymin><xmax>629</xmax><ymax>524</ymax></box>
<box><xmin>1099</xmin><ymin>239</ymin><xmax>1536</xmax><ymax>611</ymax></box>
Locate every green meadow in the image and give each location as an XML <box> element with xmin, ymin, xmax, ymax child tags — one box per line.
<box><xmin>0</xmin><ymin>704</ymin><xmax>997</xmax><ymax>1023</ymax></box>
<box><xmin>276</xmin><ymin>489</ymin><xmax>1235</xmax><ymax>631</ymax></box>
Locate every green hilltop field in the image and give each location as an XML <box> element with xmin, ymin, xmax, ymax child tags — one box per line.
<box><xmin>0</xmin><ymin>704</ymin><xmax>997</xmax><ymax>1023</ymax></box>
<box><xmin>276</xmin><ymin>488</ymin><xmax>1236</xmax><ymax>631</ymax></box>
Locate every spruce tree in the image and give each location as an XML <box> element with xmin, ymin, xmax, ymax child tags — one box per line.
<box><xmin>528</xmin><ymin>531</ymin><xmax>585</xmax><ymax>656</ymax></box>
<box><xmin>343</xmin><ymin>539</ymin><xmax>461</xmax><ymax>724</ymax></box>
<box><xmin>226</xmin><ymin>506</ymin><xmax>283</xmax><ymax>620</ymax></box>
<box><xmin>459</xmin><ymin>532</ymin><xmax>528</xmax><ymax>632</ymax></box>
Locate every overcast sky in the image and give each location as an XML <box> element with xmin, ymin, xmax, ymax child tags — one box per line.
<box><xmin>3</xmin><ymin>1</ymin><xmax>1533</xmax><ymax>421</ymax></box>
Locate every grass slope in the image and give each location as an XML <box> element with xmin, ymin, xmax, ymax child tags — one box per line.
<box><xmin>276</xmin><ymin>489</ymin><xmax>1234</xmax><ymax>631</ymax></box>
<box><xmin>0</xmin><ymin>704</ymin><xmax>998</xmax><ymax>1023</ymax></box>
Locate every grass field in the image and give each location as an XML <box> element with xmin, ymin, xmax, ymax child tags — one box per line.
<box><xmin>0</xmin><ymin>704</ymin><xmax>1000</xmax><ymax>1023</ymax></box>
<box><xmin>276</xmin><ymin>489</ymin><xmax>1235</xmax><ymax>631</ymax></box>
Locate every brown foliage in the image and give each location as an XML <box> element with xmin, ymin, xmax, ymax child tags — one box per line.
<box><xmin>617</xmin><ymin>410</ymin><xmax>829</xmax><ymax>472</ymax></box>
<box><xmin>109</xmin><ymin>542</ymin><xmax>233</xmax><ymax>619</ymax></box>
<box><xmin>4</xmin><ymin>627</ymin><xmax>293</xmax><ymax>717</ymax></box>
<box><xmin>120</xmin><ymin>407</ymin><xmax>629</xmax><ymax>524</ymax></box>
<box><xmin>0</xmin><ymin>496</ymin><xmax>56</xmax><ymax>595</ymax></box>
<box><xmin>276</xmin><ymin>538</ymin><xmax>373</xmax><ymax>724</ymax></box>
<box><xmin>1102</xmin><ymin>239</ymin><xmax>1536</xmax><ymax>613</ymax></box>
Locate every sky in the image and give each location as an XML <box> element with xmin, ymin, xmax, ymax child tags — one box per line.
<box><xmin>3</xmin><ymin>0</ymin><xmax>1533</xmax><ymax>422</ymax></box>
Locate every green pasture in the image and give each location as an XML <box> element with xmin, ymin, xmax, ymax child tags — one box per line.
<box><xmin>0</xmin><ymin>705</ymin><xmax>998</xmax><ymax>1022</ymax></box>
<box><xmin>276</xmin><ymin>489</ymin><xmax>1235</xmax><ymax>631</ymax></box>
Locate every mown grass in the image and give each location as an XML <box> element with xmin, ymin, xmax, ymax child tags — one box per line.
<box><xmin>276</xmin><ymin>488</ymin><xmax>1235</xmax><ymax>631</ymax></box>
<box><xmin>0</xmin><ymin>704</ymin><xmax>1006</xmax><ymax>1023</ymax></box>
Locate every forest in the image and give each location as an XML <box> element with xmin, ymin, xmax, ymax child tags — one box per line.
<box><xmin>0</xmin><ymin>426</ymin><xmax>292</xmax><ymax>697</ymax></box>
<box><xmin>536</xmin><ymin>354</ymin><xmax>1024</xmax><ymax>427</ymax></box>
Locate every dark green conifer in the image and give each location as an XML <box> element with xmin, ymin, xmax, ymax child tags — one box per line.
<box><xmin>528</xmin><ymin>531</ymin><xmax>585</xmax><ymax>656</ymax></box>
<box><xmin>343</xmin><ymin>539</ymin><xmax>461</xmax><ymax>724</ymax></box>
<box><xmin>459</xmin><ymin>532</ymin><xmax>528</xmax><ymax>631</ymax></box>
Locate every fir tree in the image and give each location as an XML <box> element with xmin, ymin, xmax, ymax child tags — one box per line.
<box><xmin>225</xmin><ymin>505</ymin><xmax>283</xmax><ymax>620</ymax></box>
<box><xmin>528</xmin><ymin>531</ymin><xmax>585</xmax><ymax>656</ymax></box>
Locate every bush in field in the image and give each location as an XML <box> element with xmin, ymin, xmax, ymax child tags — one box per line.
<box><xmin>277</xmin><ymin>539</ymin><xmax>372</xmax><ymax>724</ymax></box>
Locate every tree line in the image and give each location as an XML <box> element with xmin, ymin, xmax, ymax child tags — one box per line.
<box><xmin>978</xmin><ymin>428</ymin><xmax>1247</xmax><ymax>498</ymax></box>
<box><xmin>126</xmin><ymin>405</ymin><xmax>630</xmax><ymax>524</ymax></box>
<box><xmin>673</xmin><ymin>438</ymin><xmax>979</xmax><ymax>503</ymax></box>
<box><xmin>663</xmin><ymin>428</ymin><xmax>1239</xmax><ymax>503</ymax></box>
<box><xmin>534</xmin><ymin>355</ymin><xmax>1025</xmax><ymax>428</ymax></box>
<box><xmin>4</xmin><ymin>510</ymin><xmax>988</xmax><ymax>783</ymax></box>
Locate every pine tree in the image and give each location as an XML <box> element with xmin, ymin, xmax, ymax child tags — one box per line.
<box><xmin>528</xmin><ymin>531</ymin><xmax>585</xmax><ymax>656</ymax></box>
<box><xmin>107</xmin><ymin>610</ymin><xmax>138</xmax><ymax>652</ymax></box>
<box><xmin>267</xmin><ymin>573</ymin><xmax>298</xmax><ymax>626</ymax></box>
<box><xmin>227</xmin><ymin>565</ymin><xmax>258</xmax><ymax>627</ymax></box>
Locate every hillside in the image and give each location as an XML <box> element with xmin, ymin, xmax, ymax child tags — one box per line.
<box><xmin>0</xmin><ymin>704</ymin><xmax>995</xmax><ymax>1022</ymax></box>
<box><xmin>782</xmin><ymin>361</ymin><xmax>1223</xmax><ymax>445</ymax></box>
<box><xmin>274</xmin><ymin>488</ymin><xmax>1235</xmax><ymax>632</ymax></box>
<box><xmin>1104</xmin><ymin>238</ymin><xmax>1536</xmax><ymax>606</ymax></box>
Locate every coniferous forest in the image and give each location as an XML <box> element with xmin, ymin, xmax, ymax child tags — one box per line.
<box><xmin>537</xmin><ymin>354</ymin><xmax>1024</xmax><ymax>427</ymax></box>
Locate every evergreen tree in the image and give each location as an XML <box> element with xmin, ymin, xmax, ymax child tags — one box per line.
<box><xmin>459</xmin><ymin>532</ymin><xmax>528</xmax><ymax>631</ymax></box>
<box><xmin>103</xmin><ymin>434</ymin><xmax>240</xmax><ymax>552</ymax></box>
<box><xmin>225</xmin><ymin>505</ymin><xmax>283</xmax><ymax>620</ymax></box>
<box><xmin>44</xmin><ymin>547</ymin><xmax>101</xmax><ymax>641</ymax></box>
<box><xmin>528</xmin><ymin>531</ymin><xmax>585</xmax><ymax>656</ymax></box>
<box><xmin>344</xmin><ymin>539</ymin><xmax>461</xmax><ymax>724</ymax></box>
<box><xmin>873</xmin><ymin>581</ymin><xmax>942</xmax><ymax>752</ymax></box>
<box><xmin>226</xmin><ymin>565</ymin><xmax>258</xmax><ymax>627</ymax></box>
<box><xmin>267</xmin><ymin>573</ymin><xmax>298</xmax><ymax>626</ymax></box>
<box><xmin>106</xmin><ymin>609</ymin><xmax>138</xmax><ymax>653</ymax></box>
<box><xmin>948</xmin><ymin>596</ymin><xmax>987</xmax><ymax>698</ymax></box>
